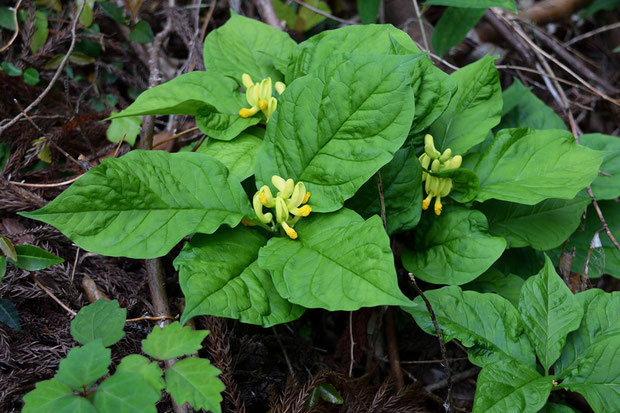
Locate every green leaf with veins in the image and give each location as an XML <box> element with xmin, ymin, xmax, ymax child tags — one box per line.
<box><xmin>175</xmin><ymin>226</ymin><xmax>305</xmax><ymax>326</ymax></box>
<box><xmin>106</xmin><ymin>113</ymin><xmax>141</xmax><ymax>146</ymax></box>
<box><xmin>579</xmin><ymin>133</ymin><xmax>620</xmax><ymax>200</ymax></box>
<box><xmin>518</xmin><ymin>255</ymin><xmax>583</xmax><ymax>373</ymax></box>
<box><xmin>165</xmin><ymin>358</ymin><xmax>225</xmax><ymax>413</ymax></box>
<box><xmin>403</xmin><ymin>286</ymin><xmax>535</xmax><ymax>367</ymax></box>
<box><xmin>94</xmin><ymin>372</ymin><xmax>160</xmax><ymax>413</ymax></box>
<box><xmin>196</xmin><ymin>127</ymin><xmax>264</xmax><ymax>180</ymax></box>
<box><xmin>346</xmin><ymin>146</ymin><xmax>423</xmax><ymax>235</ymax></box>
<box><xmin>555</xmin><ymin>289</ymin><xmax>620</xmax><ymax>412</ymax></box>
<box><xmin>258</xmin><ymin>208</ymin><xmax>412</xmax><ymax>310</ymax></box>
<box><xmin>473</xmin><ymin>128</ymin><xmax>604</xmax><ymax>204</ymax></box>
<box><xmin>472</xmin><ymin>360</ymin><xmax>553</xmax><ymax>413</ymax></box>
<box><xmin>108</xmin><ymin>71</ymin><xmax>259</xmax><ymax>141</ymax></box>
<box><xmin>477</xmin><ymin>193</ymin><xmax>591</xmax><ymax>250</ymax></box>
<box><xmin>19</xmin><ymin>151</ymin><xmax>252</xmax><ymax>259</ymax></box>
<box><xmin>425</xmin><ymin>0</ymin><xmax>517</xmax><ymax>12</ymax></box>
<box><xmin>22</xmin><ymin>379</ymin><xmax>84</xmax><ymax>413</ymax></box>
<box><xmin>70</xmin><ymin>299</ymin><xmax>126</xmax><ymax>347</ymax></box>
<box><xmin>538</xmin><ymin>403</ymin><xmax>577</xmax><ymax>413</ymax></box>
<box><xmin>142</xmin><ymin>322</ymin><xmax>208</xmax><ymax>361</ymax></box>
<box><xmin>402</xmin><ymin>207</ymin><xmax>506</xmax><ymax>285</ymax></box>
<box><xmin>9</xmin><ymin>245</ymin><xmax>64</xmax><ymax>271</ymax></box>
<box><xmin>463</xmin><ymin>267</ymin><xmax>524</xmax><ymax>308</ymax></box>
<box><xmin>256</xmin><ymin>53</ymin><xmax>417</xmax><ymax>212</ymax></box>
<box><xmin>116</xmin><ymin>355</ymin><xmax>164</xmax><ymax>393</ymax></box>
<box><xmin>55</xmin><ymin>340</ymin><xmax>111</xmax><ymax>391</ymax></box>
<box><xmin>202</xmin><ymin>12</ymin><xmax>296</xmax><ymax>83</ymax></box>
<box><xmin>48</xmin><ymin>396</ymin><xmax>97</xmax><ymax>413</ymax></box>
<box><xmin>429</xmin><ymin>55</ymin><xmax>502</xmax><ymax>154</ymax></box>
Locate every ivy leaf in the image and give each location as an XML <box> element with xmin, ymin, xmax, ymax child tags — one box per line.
<box><xmin>55</xmin><ymin>340</ymin><xmax>111</xmax><ymax>391</ymax></box>
<box><xmin>579</xmin><ymin>133</ymin><xmax>620</xmax><ymax>200</ymax></box>
<box><xmin>518</xmin><ymin>255</ymin><xmax>584</xmax><ymax>373</ymax></box>
<box><xmin>70</xmin><ymin>299</ymin><xmax>126</xmax><ymax>347</ymax></box>
<box><xmin>402</xmin><ymin>207</ymin><xmax>506</xmax><ymax>285</ymax></box>
<box><xmin>174</xmin><ymin>226</ymin><xmax>305</xmax><ymax>327</ymax></box>
<box><xmin>403</xmin><ymin>286</ymin><xmax>536</xmax><ymax>367</ymax></box>
<box><xmin>109</xmin><ymin>71</ymin><xmax>259</xmax><ymax>141</ymax></box>
<box><xmin>555</xmin><ymin>289</ymin><xmax>620</xmax><ymax>412</ymax></box>
<box><xmin>94</xmin><ymin>372</ymin><xmax>160</xmax><ymax>413</ymax></box>
<box><xmin>258</xmin><ymin>208</ymin><xmax>412</xmax><ymax>310</ymax></box>
<box><xmin>431</xmin><ymin>7</ymin><xmax>486</xmax><ymax>57</ymax></box>
<box><xmin>346</xmin><ymin>146</ymin><xmax>423</xmax><ymax>235</ymax></box>
<box><xmin>8</xmin><ymin>245</ymin><xmax>64</xmax><ymax>271</ymax></box>
<box><xmin>473</xmin><ymin>128</ymin><xmax>604</xmax><ymax>204</ymax></box>
<box><xmin>256</xmin><ymin>53</ymin><xmax>417</xmax><ymax>212</ymax></box>
<box><xmin>202</xmin><ymin>12</ymin><xmax>296</xmax><ymax>83</ymax></box>
<box><xmin>19</xmin><ymin>151</ymin><xmax>252</xmax><ymax>259</ymax></box>
<box><xmin>478</xmin><ymin>194</ymin><xmax>591</xmax><ymax>250</ymax></box>
<box><xmin>116</xmin><ymin>355</ymin><xmax>165</xmax><ymax>393</ymax></box>
<box><xmin>429</xmin><ymin>55</ymin><xmax>502</xmax><ymax>154</ymax></box>
<box><xmin>463</xmin><ymin>267</ymin><xmax>524</xmax><ymax>308</ymax></box>
<box><xmin>165</xmin><ymin>358</ymin><xmax>225</xmax><ymax>413</ymax></box>
<box><xmin>22</xmin><ymin>379</ymin><xmax>76</xmax><ymax>413</ymax></box>
<box><xmin>0</xmin><ymin>299</ymin><xmax>20</xmax><ymax>331</ymax></box>
<box><xmin>106</xmin><ymin>113</ymin><xmax>142</xmax><ymax>146</ymax></box>
<box><xmin>196</xmin><ymin>127</ymin><xmax>263</xmax><ymax>180</ymax></box>
<box><xmin>142</xmin><ymin>322</ymin><xmax>209</xmax><ymax>361</ymax></box>
<box><xmin>48</xmin><ymin>396</ymin><xmax>97</xmax><ymax>413</ymax></box>
<box><xmin>472</xmin><ymin>360</ymin><xmax>553</xmax><ymax>413</ymax></box>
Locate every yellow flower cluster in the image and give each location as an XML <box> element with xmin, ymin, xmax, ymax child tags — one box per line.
<box><xmin>239</xmin><ymin>74</ymin><xmax>286</xmax><ymax>123</ymax></box>
<box><xmin>419</xmin><ymin>134</ymin><xmax>462</xmax><ymax>216</ymax></box>
<box><xmin>253</xmin><ymin>176</ymin><xmax>311</xmax><ymax>239</ymax></box>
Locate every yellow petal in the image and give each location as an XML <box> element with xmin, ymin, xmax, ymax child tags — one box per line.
<box><xmin>272</xmin><ymin>175</ymin><xmax>286</xmax><ymax>192</ymax></box>
<box><xmin>291</xmin><ymin>205</ymin><xmax>311</xmax><ymax>217</ymax></box>
<box><xmin>282</xmin><ymin>221</ymin><xmax>298</xmax><ymax>239</ymax></box>
<box><xmin>239</xmin><ymin>107</ymin><xmax>258</xmax><ymax>118</ymax></box>
<box><xmin>303</xmin><ymin>192</ymin><xmax>310</xmax><ymax>204</ymax></box>
<box><xmin>242</xmin><ymin>73</ymin><xmax>254</xmax><ymax>89</ymax></box>
<box><xmin>434</xmin><ymin>197</ymin><xmax>442</xmax><ymax>216</ymax></box>
<box><xmin>422</xmin><ymin>195</ymin><xmax>432</xmax><ymax>210</ymax></box>
<box><xmin>259</xmin><ymin>99</ymin><xmax>267</xmax><ymax>111</ymax></box>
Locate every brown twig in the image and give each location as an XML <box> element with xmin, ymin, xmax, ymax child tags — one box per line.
<box><xmin>31</xmin><ymin>274</ymin><xmax>77</xmax><ymax>317</ymax></box>
<box><xmin>0</xmin><ymin>0</ymin><xmax>22</xmax><ymax>53</ymax></box>
<box><xmin>424</xmin><ymin>366</ymin><xmax>479</xmax><ymax>393</ymax></box>
<box><xmin>484</xmin><ymin>10</ymin><xmax>534</xmax><ymax>65</ymax></box>
<box><xmin>408</xmin><ymin>273</ymin><xmax>453</xmax><ymax>412</ymax></box>
<box><xmin>385</xmin><ymin>307</ymin><xmax>405</xmax><ymax>390</ymax></box>
<box><xmin>587</xmin><ymin>187</ymin><xmax>620</xmax><ymax>253</ymax></box>
<box><xmin>126</xmin><ymin>314</ymin><xmax>177</xmax><ymax>323</ymax></box>
<box><xmin>9</xmin><ymin>175</ymin><xmax>83</xmax><ymax>188</ymax></box>
<box><xmin>411</xmin><ymin>0</ymin><xmax>429</xmax><ymax>51</ymax></box>
<box><xmin>255</xmin><ymin>0</ymin><xmax>284</xmax><ymax>29</ymax></box>
<box><xmin>377</xmin><ymin>171</ymin><xmax>387</xmax><ymax>230</ymax></box>
<box><xmin>199</xmin><ymin>0</ymin><xmax>217</xmax><ymax>44</ymax></box>
<box><xmin>291</xmin><ymin>0</ymin><xmax>356</xmax><ymax>25</ymax></box>
<box><xmin>564</xmin><ymin>22</ymin><xmax>620</xmax><ymax>46</ymax></box>
<box><xmin>0</xmin><ymin>1</ymin><xmax>86</xmax><ymax>137</ymax></box>
<box><xmin>272</xmin><ymin>326</ymin><xmax>295</xmax><ymax>376</ymax></box>
<box><xmin>152</xmin><ymin>126</ymin><xmax>199</xmax><ymax>148</ymax></box>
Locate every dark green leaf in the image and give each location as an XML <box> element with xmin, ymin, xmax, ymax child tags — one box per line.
<box><xmin>581</xmin><ymin>0</ymin><xmax>620</xmax><ymax>16</ymax></box>
<box><xmin>70</xmin><ymin>299</ymin><xmax>126</xmax><ymax>347</ymax></box>
<box><xmin>0</xmin><ymin>7</ymin><xmax>15</xmax><ymax>30</ymax></box>
<box><xmin>0</xmin><ymin>141</ymin><xmax>9</xmax><ymax>171</ymax></box>
<box><xmin>432</xmin><ymin>7</ymin><xmax>485</xmax><ymax>56</ymax></box>
<box><xmin>94</xmin><ymin>372</ymin><xmax>160</xmax><ymax>413</ymax></box>
<box><xmin>129</xmin><ymin>20</ymin><xmax>154</xmax><ymax>44</ymax></box>
<box><xmin>55</xmin><ymin>341</ymin><xmax>111</xmax><ymax>391</ymax></box>
<box><xmin>424</xmin><ymin>0</ymin><xmax>516</xmax><ymax>12</ymax></box>
<box><xmin>538</xmin><ymin>403</ymin><xmax>577</xmax><ymax>413</ymax></box>
<box><xmin>402</xmin><ymin>207</ymin><xmax>506</xmax><ymax>285</ymax></box>
<box><xmin>31</xmin><ymin>11</ymin><xmax>49</xmax><ymax>53</ymax></box>
<box><xmin>1</xmin><ymin>61</ymin><xmax>22</xmax><ymax>76</ymax></box>
<box><xmin>579</xmin><ymin>133</ymin><xmax>620</xmax><ymax>200</ymax></box>
<box><xmin>142</xmin><ymin>322</ymin><xmax>208</xmax><ymax>360</ymax></box>
<box><xmin>174</xmin><ymin>226</ymin><xmax>305</xmax><ymax>327</ymax></box>
<box><xmin>258</xmin><ymin>209</ymin><xmax>413</xmax><ymax>310</ymax></box>
<box><xmin>19</xmin><ymin>151</ymin><xmax>253</xmax><ymax>259</ymax></box>
<box><xmin>106</xmin><ymin>112</ymin><xmax>142</xmax><ymax>146</ymax></box>
<box><xmin>22</xmin><ymin>379</ymin><xmax>75</xmax><ymax>413</ymax></box>
<box><xmin>23</xmin><ymin>67</ymin><xmax>40</xmax><ymax>86</ymax></box>
<box><xmin>165</xmin><ymin>358</ymin><xmax>225</xmax><ymax>413</ymax></box>
<box><xmin>318</xmin><ymin>383</ymin><xmax>344</xmax><ymax>404</ymax></box>
<box><xmin>463</xmin><ymin>267</ymin><xmax>524</xmax><ymax>307</ymax></box>
<box><xmin>357</xmin><ymin>0</ymin><xmax>381</xmax><ymax>24</ymax></box>
<box><xmin>98</xmin><ymin>1</ymin><xmax>125</xmax><ymax>23</ymax></box>
<box><xmin>0</xmin><ymin>299</ymin><xmax>20</xmax><ymax>331</ymax></box>
<box><xmin>9</xmin><ymin>245</ymin><xmax>64</xmax><ymax>271</ymax></box>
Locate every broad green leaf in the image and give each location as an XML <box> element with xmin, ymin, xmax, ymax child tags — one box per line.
<box><xmin>430</xmin><ymin>167</ymin><xmax>480</xmax><ymax>203</ymax></box>
<box><xmin>8</xmin><ymin>245</ymin><xmax>64</xmax><ymax>271</ymax></box>
<box><xmin>23</xmin><ymin>67</ymin><xmax>40</xmax><ymax>86</ymax></box>
<box><xmin>357</xmin><ymin>0</ymin><xmax>381</xmax><ymax>24</ymax></box>
<box><xmin>579</xmin><ymin>133</ymin><xmax>620</xmax><ymax>200</ymax></box>
<box><xmin>473</xmin><ymin>128</ymin><xmax>604</xmax><ymax>204</ymax></box>
<box><xmin>202</xmin><ymin>12</ymin><xmax>296</xmax><ymax>83</ymax></box>
<box><xmin>1</xmin><ymin>61</ymin><xmax>21</xmax><ymax>76</ymax></box>
<box><xmin>142</xmin><ymin>322</ymin><xmax>208</xmax><ymax>360</ymax></box>
<box><xmin>518</xmin><ymin>255</ymin><xmax>583</xmax><ymax>373</ymax></box>
<box><xmin>555</xmin><ymin>290</ymin><xmax>620</xmax><ymax>412</ymax></box>
<box><xmin>196</xmin><ymin>127</ymin><xmax>263</xmax><ymax>180</ymax></box>
<box><xmin>256</xmin><ymin>53</ymin><xmax>416</xmax><ymax>212</ymax></box>
<box><xmin>0</xmin><ymin>299</ymin><xmax>20</xmax><ymax>331</ymax></box>
<box><xmin>116</xmin><ymin>355</ymin><xmax>165</xmax><ymax>393</ymax></box>
<box><xmin>22</xmin><ymin>379</ymin><xmax>75</xmax><ymax>413</ymax></box>
<box><xmin>425</xmin><ymin>0</ymin><xmax>517</xmax><ymax>12</ymax></box>
<box><xmin>552</xmin><ymin>201</ymin><xmax>620</xmax><ymax>278</ymax></box>
<box><xmin>109</xmin><ymin>71</ymin><xmax>259</xmax><ymax>141</ymax></box>
<box><xmin>402</xmin><ymin>286</ymin><xmax>535</xmax><ymax>367</ymax></box>
<box><xmin>472</xmin><ymin>360</ymin><xmax>553</xmax><ymax>413</ymax></box>
<box><xmin>48</xmin><ymin>395</ymin><xmax>97</xmax><ymax>413</ymax></box>
<box><xmin>129</xmin><ymin>20</ymin><xmax>153</xmax><ymax>43</ymax></box>
<box><xmin>478</xmin><ymin>194</ymin><xmax>591</xmax><ymax>250</ymax></box>
<box><xmin>0</xmin><ymin>7</ymin><xmax>15</xmax><ymax>30</ymax></box>
<box><xmin>19</xmin><ymin>151</ymin><xmax>252</xmax><ymax>259</ymax></box>
<box><xmin>429</xmin><ymin>55</ymin><xmax>502</xmax><ymax>154</ymax></box>
<box><xmin>463</xmin><ymin>267</ymin><xmax>524</xmax><ymax>307</ymax></box>
<box><xmin>165</xmin><ymin>358</ymin><xmax>225</xmax><ymax>413</ymax></box>
<box><xmin>106</xmin><ymin>112</ymin><xmax>141</xmax><ymax>146</ymax></box>
<box><xmin>55</xmin><ymin>341</ymin><xmax>111</xmax><ymax>391</ymax></box>
<box><xmin>345</xmin><ymin>146</ymin><xmax>423</xmax><ymax>235</ymax></box>
<box><xmin>258</xmin><ymin>208</ymin><xmax>412</xmax><ymax>310</ymax></box>
<box><xmin>497</xmin><ymin>79</ymin><xmax>566</xmax><ymax>131</ymax></box>
<box><xmin>30</xmin><ymin>11</ymin><xmax>49</xmax><ymax>53</ymax></box>
<box><xmin>70</xmin><ymin>299</ymin><xmax>126</xmax><ymax>347</ymax></box>
<box><xmin>94</xmin><ymin>372</ymin><xmax>160</xmax><ymax>413</ymax></box>
<box><xmin>538</xmin><ymin>403</ymin><xmax>577</xmax><ymax>413</ymax></box>
<box><xmin>174</xmin><ymin>226</ymin><xmax>305</xmax><ymax>326</ymax></box>
<box><xmin>402</xmin><ymin>207</ymin><xmax>506</xmax><ymax>285</ymax></box>
<box><xmin>98</xmin><ymin>2</ymin><xmax>125</xmax><ymax>23</ymax></box>
<box><xmin>432</xmin><ymin>7</ymin><xmax>485</xmax><ymax>56</ymax></box>
<box><xmin>288</xmin><ymin>24</ymin><xmax>455</xmax><ymax>133</ymax></box>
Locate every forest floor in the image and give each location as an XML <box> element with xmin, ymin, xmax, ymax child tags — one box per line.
<box><xmin>0</xmin><ymin>0</ymin><xmax>618</xmax><ymax>412</ymax></box>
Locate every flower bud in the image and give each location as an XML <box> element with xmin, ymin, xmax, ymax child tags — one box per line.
<box><xmin>439</xmin><ymin>148</ymin><xmax>452</xmax><ymax>162</ymax></box>
<box><xmin>272</xmin><ymin>175</ymin><xmax>286</xmax><ymax>192</ymax></box>
<box><xmin>242</xmin><ymin>73</ymin><xmax>254</xmax><ymax>89</ymax></box>
<box><xmin>275</xmin><ymin>81</ymin><xmax>286</xmax><ymax>95</ymax></box>
<box><xmin>281</xmin><ymin>178</ymin><xmax>295</xmax><ymax>199</ymax></box>
<box><xmin>281</xmin><ymin>221</ymin><xmax>298</xmax><ymax>239</ymax></box>
<box><xmin>253</xmin><ymin>192</ymin><xmax>273</xmax><ymax>224</ymax></box>
<box><xmin>448</xmin><ymin>155</ymin><xmax>462</xmax><ymax>169</ymax></box>
<box><xmin>431</xmin><ymin>159</ymin><xmax>441</xmax><ymax>174</ymax></box>
<box><xmin>287</xmin><ymin>182</ymin><xmax>306</xmax><ymax>209</ymax></box>
<box><xmin>291</xmin><ymin>205</ymin><xmax>312</xmax><ymax>217</ymax></box>
<box><xmin>259</xmin><ymin>185</ymin><xmax>275</xmax><ymax>207</ymax></box>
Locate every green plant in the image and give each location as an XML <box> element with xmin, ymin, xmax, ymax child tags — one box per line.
<box><xmin>22</xmin><ymin>299</ymin><xmax>224</xmax><ymax>412</ymax></box>
<box><xmin>17</xmin><ymin>12</ymin><xmax>619</xmax><ymax>412</ymax></box>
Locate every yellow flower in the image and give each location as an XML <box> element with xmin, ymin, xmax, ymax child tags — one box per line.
<box><xmin>239</xmin><ymin>74</ymin><xmax>286</xmax><ymax>122</ymax></box>
<box><xmin>419</xmin><ymin>135</ymin><xmax>462</xmax><ymax>216</ymax></box>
